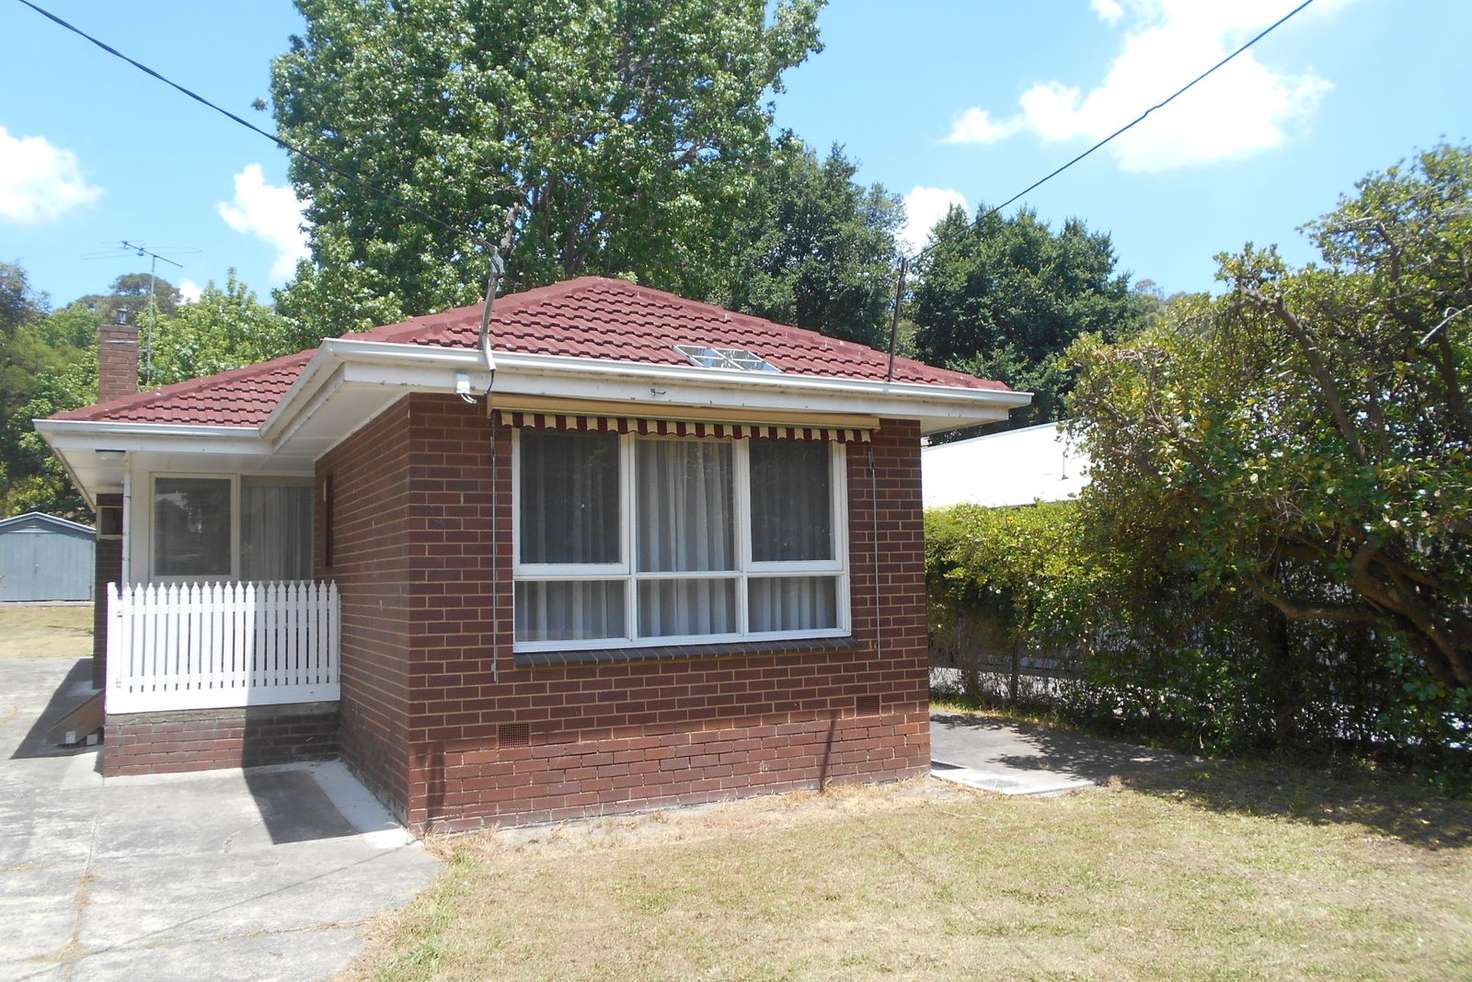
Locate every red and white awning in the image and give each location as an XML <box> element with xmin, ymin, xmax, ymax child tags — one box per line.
<box><xmin>494</xmin><ymin>410</ymin><xmax>872</xmax><ymax>443</ymax></box>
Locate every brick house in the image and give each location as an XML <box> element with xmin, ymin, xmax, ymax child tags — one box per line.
<box><xmin>37</xmin><ymin>277</ymin><xmax>1028</xmax><ymax>830</ymax></box>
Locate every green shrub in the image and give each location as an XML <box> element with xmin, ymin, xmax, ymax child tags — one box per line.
<box><xmin>925</xmin><ymin>502</ymin><xmax>1469</xmax><ymax>773</ymax></box>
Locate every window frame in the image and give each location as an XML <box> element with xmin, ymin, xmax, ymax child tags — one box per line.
<box><xmin>149</xmin><ymin>473</ymin><xmax>238</xmax><ymax>582</ymax></box>
<box><xmin>511</xmin><ymin>430</ymin><xmax>850</xmax><ymax>652</ymax></box>
<box><xmin>147</xmin><ymin>472</ymin><xmax>314</xmax><ymax>583</ymax></box>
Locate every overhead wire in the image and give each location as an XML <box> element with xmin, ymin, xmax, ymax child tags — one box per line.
<box><xmin>11</xmin><ymin>0</ymin><xmax>498</xmax><ymax>249</ymax></box>
<box><xmin>905</xmin><ymin>0</ymin><xmax>1318</xmax><ymax>266</ymax></box>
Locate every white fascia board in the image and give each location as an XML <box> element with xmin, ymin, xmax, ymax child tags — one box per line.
<box><xmin>257</xmin><ymin>345</ymin><xmax>341</xmax><ymax>443</ymax></box>
<box><xmin>258</xmin><ymin>339</ymin><xmax>493</xmax><ymax>442</ymax></box>
<box><xmin>42</xmin><ymin>339</ymin><xmax>1033</xmax><ymax>476</ymax></box>
<box><xmin>34</xmin><ymin>418</ymin><xmax>267</xmax><ymax>454</ymax></box>
<box><xmin>316</xmin><ymin>339</ymin><xmax>1032</xmax><ymax>425</ymax></box>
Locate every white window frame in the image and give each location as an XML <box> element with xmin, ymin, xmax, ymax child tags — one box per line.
<box><xmin>512</xmin><ymin>430</ymin><xmax>850</xmax><ymax>652</ymax></box>
<box><xmin>146</xmin><ymin>472</ymin><xmax>313</xmax><ymax>583</ymax></box>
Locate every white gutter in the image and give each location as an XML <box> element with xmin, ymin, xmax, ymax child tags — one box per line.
<box><xmin>35</xmin><ymin>417</ymin><xmax>266</xmax><ymax>452</ymax></box>
<box><xmin>39</xmin><ymin>339</ymin><xmax>1034</xmax><ymax>474</ymax></box>
<box><xmin>283</xmin><ymin>338</ymin><xmax>1033</xmax><ymax>424</ymax></box>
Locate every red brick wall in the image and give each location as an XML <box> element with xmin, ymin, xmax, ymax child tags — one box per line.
<box><xmin>97</xmin><ymin>322</ymin><xmax>138</xmax><ymax>403</ymax></box>
<box><xmin>92</xmin><ymin>494</ymin><xmax>123</xmax><ymax>689</ymax></box>
<box><xmin>314</xmin><ymin>398</ymin><xmax>416</xmax><ymax>817</ymax></box>
<box><xmin>103</xmin><ymin>704</ymin><xmax>338</xmax><ymax>776</ymax></box>
<box><xmin>361</xmin><ymin>395</ymin><xmax>931</xmax><ymax>831</ymax></box>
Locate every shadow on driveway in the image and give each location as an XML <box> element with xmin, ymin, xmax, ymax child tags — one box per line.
<box><xmin>9</xmin><ymin>657</ymin><xmax>97</xmax><ymax>761</ymax></box>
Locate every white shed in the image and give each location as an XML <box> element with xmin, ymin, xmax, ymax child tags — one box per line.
<box><xmin>922</xmin><ymin>423</ymin><xmax>1090</xmax><ymax>509</ymax></box>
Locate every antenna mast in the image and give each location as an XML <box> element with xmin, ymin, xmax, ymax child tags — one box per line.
<box><xmin>120</xmin><ymin>240</ymin><xmax>183</xmax><ymax>387</ymax></box>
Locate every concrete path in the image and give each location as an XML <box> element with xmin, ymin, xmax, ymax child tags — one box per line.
<box><xmin>0</xmin><ymin>657</ymin><xmax>439</xmax><ymax>982</ymax></box>
<box><xmin>930</xmin><ymin>712</ymin><xmax>1185</xmax><ymax>795</ymax></box>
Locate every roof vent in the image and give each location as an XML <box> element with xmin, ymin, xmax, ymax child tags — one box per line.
<box><xmin>673</xmin><ymin>344</ymin><xmax>781</xmax><ymax>374</ymax></box>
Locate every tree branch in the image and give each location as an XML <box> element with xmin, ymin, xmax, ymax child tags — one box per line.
<box><xmin>1240</xmin><ymin>285</ymin><xmax>1371</xmax><ymax>467</ymax></box>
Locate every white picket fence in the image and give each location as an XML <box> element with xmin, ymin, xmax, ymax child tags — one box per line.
<box><xmin>105</xmin><ymin>581</ymin><xmax>340</xmax><ymax>714</ymax></box>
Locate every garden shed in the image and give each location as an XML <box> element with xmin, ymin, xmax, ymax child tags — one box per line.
<box><xmin>0</xmin><ymin>512</ymin><xmax>96</xmax><ymax>602</ymax></box>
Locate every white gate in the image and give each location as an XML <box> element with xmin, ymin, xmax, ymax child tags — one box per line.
<box><xmin>105</xmin><ymin>581</ymin><xmax>340</xmax><ymax>714</ymax></box>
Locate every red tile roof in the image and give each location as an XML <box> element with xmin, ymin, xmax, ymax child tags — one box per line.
<box><xmin>54</xmin><ymin>276</ymin><xmax>1008</xmax><ymax>427</ymax></box>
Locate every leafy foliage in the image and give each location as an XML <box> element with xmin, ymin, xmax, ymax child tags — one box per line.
<box><xmin>912</xmin><ymin>206</ymin><xmax>1145</xmax><ymax>430</ymax></box>
<box><xmin>1067</xmin><ymin>144</ymin><xmax>1472</xmax><ymax>693</ymax></box>
<box><xmin>722</xmin><ymin>136</ymin><xmax>903</xmax><ymax>348</ymax></box>
<box><xmin>271</xmin><ymin>0</ymin><xmax>825</xmax><ymax>336</ymax></box>
<box><xmin>0</xmin><ymin>263</ymin><xmax>94</xmax><ymax>518</ymax></box>
<box><xmin>925</xmin><ymin>502</ymin><xmax>1469</xmax><ymax>767</ymax></box>
<box><xmin>150</xmin><ymin>272</ymin><xmax>303</xmax><ymax>386</ymax></box>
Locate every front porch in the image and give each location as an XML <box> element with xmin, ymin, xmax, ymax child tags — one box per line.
<box><xmin>100</xmin><ymin>579</ymin><xmax>342</xmax><ymax>775</ymax></box>
<box><xmin>105</xmin><ymin>580</ymin><xmax>340</xmax><ymax>714</ymax></box>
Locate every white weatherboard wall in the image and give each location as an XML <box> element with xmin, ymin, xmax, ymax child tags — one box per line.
<box><xmin>922</xmin><ymin>423</ymin><xmax>1091</xmax><ymax>509</ymax></box>
<box><xmin>106</xmin><ymin>580</ymin><xmax>340</xmax><ymax>713</ymax></box>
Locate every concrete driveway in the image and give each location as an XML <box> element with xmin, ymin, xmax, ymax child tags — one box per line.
<box><xmin>1</xmin><ymin>656</ymin><xmax>439</xmax><ymax>982</ymax></box>
<box><xmin>930</xmin><ymin>712</ymin><xmax>1187</xmax><ymax>795</ymax></box>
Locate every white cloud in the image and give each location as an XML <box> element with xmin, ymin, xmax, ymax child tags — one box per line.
<box><xmin>942</xmin><ymin>107</ymin><xmax>1023</xmax><ymax>145</ymax></box>
<box><xmin>943</xmin><ymin>0</ymin><xmax>1344</xmax><ymax>173</ymax></box>
<box><xmin>1090</xmin><ymin>0</ymin><xmax>1125</xmax><ymax>25</ymax></box>
<box><xmin>216</xmin><ymin>163</ymin><xmax>310</xmax><ymax>282</ymax></box>
<box><xmin>901</xmin><ymin>186</ymin><xmax>968</xmax><ymax>256</ymax></box>
<box><xmin>179</xmin><ymin>279</ymin><xmax>202</xmax><ymax>304</ymax></box>
<box><xmin>0</xmin><ymin>126</ymin><xmax>102</xmax><ymax>224</ymax></box>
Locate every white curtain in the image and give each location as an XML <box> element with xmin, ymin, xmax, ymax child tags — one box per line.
<box><xmin>519</xmin><ymin>429</ymin><xmax>621</xmax><ymax>564</ymax></box>
<box><xmin>515</xmin><ymin>580</ymin><xmax>625</xmax><ymax>642</ymax></box>
<box><xmin>749</xmin><ymin>440</ymin><xmax>831</xmax><ymax>562</ymax></box>
<box><xmin>638</xmin><ymin>578</ymin><xmax>738</xmax><ymax>637</ymax></box>
<box><xmin>635</xmin><ymin>439</ymin><xmax>737</xmax><ymax>637</ymax></box>
<box><xmin>241</xmin><ymin>481</ymin><xmax>313</xmax><ymax>580</ymax></box>
<box><xmin>636</xmin><ymin>439</ymin><xmax>734</xmax><ymax>572</ymax></box>
<box><xmin>749</xmin><ymin>576</ymin><xmax>838</xmax><ymax>632</ymax></box>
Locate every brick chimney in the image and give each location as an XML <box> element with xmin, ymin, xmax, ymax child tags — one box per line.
<box><xmin>97</xmin><ymin>310</ymin><xmax>139</xmax><ymax>402</ymax></box>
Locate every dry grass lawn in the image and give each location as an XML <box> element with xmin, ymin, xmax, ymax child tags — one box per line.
<box><xmin>350</xmin><ymin>752</ymin><xmax>1472</xmax><ymax>981</ymax></box>
<box><xmin>0</xmin><ymin>604</ymin><xmax>92</xmax><ymax>659</ymax></box>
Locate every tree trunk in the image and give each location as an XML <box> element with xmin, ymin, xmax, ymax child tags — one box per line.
<box><xmin>1264</xmin><ymin>606</ymin><xmax>1300</xmax><ymax>748</ymax></box>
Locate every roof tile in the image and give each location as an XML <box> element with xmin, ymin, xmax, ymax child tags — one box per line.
<box><xmin>55</xmin><ymin>276</ymin><xmax>1007</xmax><ymax>427</ymax></box>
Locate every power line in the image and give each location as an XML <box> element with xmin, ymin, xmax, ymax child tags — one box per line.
<box><xmin>911</xmin><ymin>0</ymin><xmax>1317</xmax><ymax>261</ymax></box>
<box><xmin>12</xmin><ymin>0</ymin><xmax>494</xmax><ymax>248</ymax></box>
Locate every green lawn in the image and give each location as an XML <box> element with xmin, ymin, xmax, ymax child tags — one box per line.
<box><xmin>351</xmin><ymin>741</ymin><xmax>1472</xmax><ymax>981</ymax></box>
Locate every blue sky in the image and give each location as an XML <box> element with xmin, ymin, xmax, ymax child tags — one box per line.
<box><xmin>2</xmin><ymin>0</ymin><xmax>1468</xmax><ymax>309</ymax></box>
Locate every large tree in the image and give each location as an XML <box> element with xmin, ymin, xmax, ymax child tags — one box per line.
<box><xmin>150</xmin><ymin>272</ymin><xmax>303</xmax><ymax>386</ymax></box>
<box><xmin>0</xmin><ymin>263</ymin><xmax>94</xmax><ymax>518</ymax></box>
<box><xmin>722</xmin><ymin>136</ymin><xmax>903</xmax><ymax>349</ymax></box>
<box><xmin>271</xmin><ymin>0</ymin><xmax>823</xmax><ymax>337</ymax></box>
<box><xmin>912</xmin><ymin>206</ymin><xmax>1144</xmax><ymax>429</ymax></box>
<box><xmin>1068</xmin><ymin>144</ymin><xmax>1472</xmax><ymax>691</ymax></box>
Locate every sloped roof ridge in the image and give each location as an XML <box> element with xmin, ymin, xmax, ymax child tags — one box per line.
<box><xmin>52</xmin><ymin>349</ymin><xmax>315</xmax><ymax>423</ymax></box>
<box><xmin>352</xmin><ymin>275</ymin><xmax>992</xmax><ymax>389</ymax></box>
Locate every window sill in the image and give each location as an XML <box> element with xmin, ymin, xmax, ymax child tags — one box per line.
<box><xmin>513</xmin><ymin>635</ymin><xmax>858</xmax><ymax>669</ymax></box>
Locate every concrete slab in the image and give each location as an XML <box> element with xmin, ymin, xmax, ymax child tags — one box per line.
<box><xmin>930</xmin><ymin>712</ymin><xmax>1186</xmax><ymax>796</ymax></box>
<box><xmin>0</xmin><ymin>657</ymin><xmax>440</xmax><ymax>982</ymax></box>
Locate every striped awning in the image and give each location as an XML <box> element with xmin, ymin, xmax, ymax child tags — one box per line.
<box><xmin>494</xmin><ymin>410</ymin><xmax>872</xmax><ymax>443</ymax></box>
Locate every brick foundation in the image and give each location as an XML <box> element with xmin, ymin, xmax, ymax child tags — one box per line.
<box><xmin>102</xmin><ymin>702</ymin><xmax>339</xmax><ymax>777</ymax></box>
<box><xmin>320</xmin><ymin>394</ymin><xmax>931</xmax><ymax>831</ymax></box>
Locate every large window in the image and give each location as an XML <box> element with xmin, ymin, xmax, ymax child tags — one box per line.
<box><xmin>151</xmin><ymin>474</ymin><xmax>313</xmax><ymax>581</ymax></box>
<box><xmin>513</xmin><ymin>429</ymin><xmax>848</xmax><ymax>649</ymax></box>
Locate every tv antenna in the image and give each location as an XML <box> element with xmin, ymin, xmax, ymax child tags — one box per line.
<box><xmin>119</xmin><ymin>240</ymin><xmax>183</xmax><ymax>387</ymax></box>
